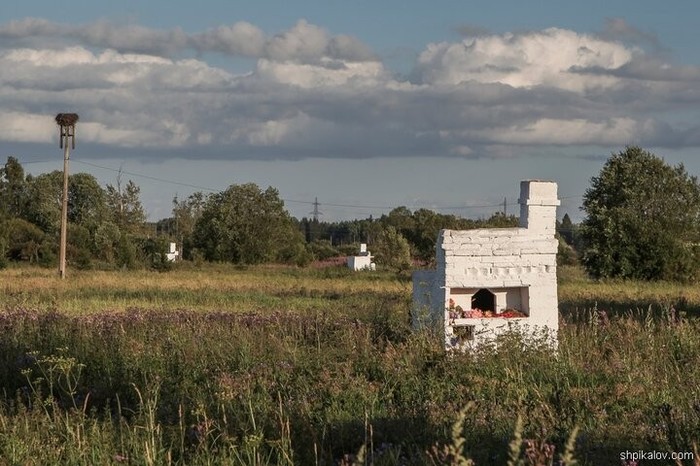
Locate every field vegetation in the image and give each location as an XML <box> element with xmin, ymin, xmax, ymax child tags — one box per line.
<box><xmin>1</xmin><ymin>263</ymin><xmax>700</xmax><ymax>465</ymax></box>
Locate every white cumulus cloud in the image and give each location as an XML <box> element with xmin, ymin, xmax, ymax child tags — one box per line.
<box><xmin>0</xmin><ymin>18</ymin><xmax>699</xmax><ymax>161</ymax></box>
<box><xmin>416</xmin><ymin>28</ymin><xmax>636</xmax><ymax>92</ymax></box>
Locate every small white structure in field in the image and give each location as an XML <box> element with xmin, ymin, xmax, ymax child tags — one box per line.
<box><xmin>166</xmin><ymin>242</ymin><xmax>179</xmax><ymax>262</ymax></box>
<box><xmin>413</xmin><ymin>180</ymin><xmax>560</xmax><ymax>350</ymax></box>
<box><xmin>347</xmin><ymin>243</ymin><xmax>376</xmax><ymax>271</ymax></box>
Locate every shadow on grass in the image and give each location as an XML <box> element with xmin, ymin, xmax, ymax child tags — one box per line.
<box><xmin>559</xmin><ymin>296</ymin><xmax>700</xmax><ymax>323</ymax></box>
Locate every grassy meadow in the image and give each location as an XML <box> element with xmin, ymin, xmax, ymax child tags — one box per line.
<box><xmin>0</xmin><ymin>263</ymin><xmax>699</xmax><ymax>465</ymax></box>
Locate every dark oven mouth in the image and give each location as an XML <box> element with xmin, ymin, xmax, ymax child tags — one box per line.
<box><xmin>471</xmin><ymin>288</ymin><xmax>495</xmax><ymax>314</ymax></box>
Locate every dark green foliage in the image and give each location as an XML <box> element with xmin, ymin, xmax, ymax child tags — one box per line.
<box><xmin>558</xmin><ymin>213</ymin><xmax>576</xmax><ymax>246</ymax></box>
<box><xmin>406</xmin><ymin>208</ymin><xmax>442</xmax><ymax>262</ymax></box>
<box><xmin>24</xmin><ymin>171</ymin><xmax>63</xmax><ymax>235</ymax></box>
<box><xmin>67</xmin><ymin>223</ymin><xmax>94</xmax><ymax>270</ymax></box>
<box><xmin>308</xmin><ymin>239</ymin><xmax>339</xmax><ymax>261</ymax></box>
<box><xmin>0</xmin><ymin>156</ymin><xmax>27</xmax><ymax>219</ymax></box>
<box><xmin>383</xmin><ymin>209</ymin><xmax>519</xmax><ymax>263</ymax></box>
<box><xmin>299</xmin><ymin>217</ymin><xmax>377</xmax><ymax>246</ymax></box>
<box><xmin>116</xmin><ymin>232</ymin><xmax>139</xmax><ymax>269</ymax></box>
<box><xmin>68</xmin><ymin>173</ymin><xmax>108</xmax><ymax>228</ymax></box>
<box><xmin>336</xmin><ymin>242</ymin><xmax>362</xmax><ymax>256</ymax></box>
<box><xmin>373</xmin><ymin>226</ymin><xmax>412</xmax><ymax>273</ymax></box>
<box><xmin>298</xmin><ymin>210</ymin><xmax>518</xmax><ymax>264</ymax></box>
<box><xmin>106</xmin><ymin>179</ymin><xmax>147</xmax><ymax>236</ymax></box>
<box><xmin>193</xmin><ymin>183</ymin><xmax>306</xmax><ymax>265</ymax></box>
<box><xmin>93</xmin><ymin>220</ymin><xmax>121</xmax><ymax>264</ymax></box>
<box><xmin>6</xmin><ymin>218</ymin><xmax>47</xmax><ymax>263</ymax></box>
<box><xmin>0</xmin><ymin>157</ymin><xmax>160</xmax><ymax>269</ymax></box>
<box><xmin>140</xmin><ymin>236</ymin><xmax>174</xmax><ymax>271</ymax></box>
<box><xmin>277</xmin><ymin>231</ymin><xmax>313</xmax><ymax>267</ymax></box>
<box><xmin>580</xmin><ymin>146</ymin><xmax>700</xmax><ymax>281</ymax></box>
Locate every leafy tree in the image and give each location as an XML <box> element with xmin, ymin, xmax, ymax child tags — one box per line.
<box><xmin>478</xmin><ymin>211</ymin><xmax>518</xmax><ymax>228</ymax></box>
<box><xmin>410</xmin><ymin>208</ymin><xmax>445</xmax><ymax>263</ymax></box>
<box><xmin>385</xmin><ymin>206</ymin><xmax>415</xmax><ymax>235</ymax></box>
<box><xmin>106</xmin><ymin>178</ymin><xmax>146</xmax><ymax>235</ymax></box>
<box><xmin>172</xmin><ymin>192</ymin><xmax>206</xmax><ymax>259</ymax></box>
<box><xmin>24</xmin><ymin>170</ymin><xmax>112</xmax><ymax>237</ymax></box>
<box><xmin>115</xmin><ymin>232</ymin><xmax>138</xmax><ymax>269</ymax></box>
<box><xmin>373</xmin><ymin>226</ymin><xmax>412</xmax><ymax>273</ymax></box>
<box><xmin>580</xmin><ymin>146</ymin><xmax>700</xmax><ymax>281</ymax></box>
<box><xmin>0</xmin><ymin>156</ymin><xmax>27</xmax><ymax>219</ymax></box>
<box><xmin>24</xmin><ymin>171</ymin><xmax>63</xmax><ymax>235</ymax></box>
<box><xmin>93</xmin><ymin>221</ymin><xmax>121</xmax><ymax>264</ymax></box>
<box><xmin>103</xmin><ymin>177</ymin><xmax>146</xmax><ymax>269</ymax></box>
<box><xmin>277</xmin><ymin>230</ymin><xmax>313</xmax><ymax>267</ymax></box>
<box><xmin>67</xmin><ymin>223</ymin><xmax>93</xmax><ymax>270</ymax></box>
<box><xmin>193</xmin><ymin>183</ymin><xmax>307</xmax><ymax>265</ymax></box>
<box><xmin>317</xmin><ymin>217</ymin><xmax>366</xmax><ymax>247</ymax></box>
<box><xmin>68</xmin><ymin>173</ymin><xmax>108</xmax><ymax>229</ymax></box>
<box><xmin>372</xmin><ymin>208</ymin><xmax>517</xmax><ymax>264</ymax></box>
<box><xmin>21</xmin><ymin>170</ymin><xmax>114</xmax><ymax>267</ymax></box>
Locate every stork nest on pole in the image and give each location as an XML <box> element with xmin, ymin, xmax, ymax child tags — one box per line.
<box><xmin>55</xmin><ymin>113</ymin><xmax>79</xmax><ymax>126</ymax></box>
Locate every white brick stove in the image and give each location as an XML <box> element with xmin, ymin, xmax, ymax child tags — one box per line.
<box><xmin>412</xmin><ymin>180</ymin><xmax>560</xmax><ymax>350</ymax></box>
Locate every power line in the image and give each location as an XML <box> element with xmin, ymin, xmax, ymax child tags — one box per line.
<box><xmin>291</xmin><ymin>199</ymin><xmax>508</xmax><ymax>211</ymax></box>
<box><xmin>72</xmin><ymin>158</ymin><xmax>220</xmax><ymax>192</ymax></box>
<box><xmin>14</xmin><ymin>155</ymin><xmax>586</xmax><ymax>215</ymax></box>
<box><xmin>14</xmin><ymin>158</ymin><xmax>57</xmax><ymax>165</ymax></box>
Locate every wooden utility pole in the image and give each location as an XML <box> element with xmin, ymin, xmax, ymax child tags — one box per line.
<box><xmin>56</xmin><ymin>113</ymin><xmax>79</xmax><ymax>279</ymax></box>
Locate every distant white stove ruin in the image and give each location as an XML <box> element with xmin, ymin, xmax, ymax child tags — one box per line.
<box><xmin>412</xmin><ymin>180</ymin><xmax>560</xmax><ymax>350</ymax></box>
<box><xmin>347</xmin><ymin>243</ymin><xmax>376</xmax><ymax>271</ymax></box>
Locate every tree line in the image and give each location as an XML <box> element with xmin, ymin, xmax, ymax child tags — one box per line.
<box><xmin>0</xmin><ymin>157</ymin><xmax>149</xmax><ymax>269</ymax></box>
<box><xmin>158</xmin><ymin>184</ymin><xmax>521</xmax><ymax>270</ymax></box>
<box><xmin>3</xmin><ymin>146</ymin><xmax>700</xmax><ymax>281</ymax></box>
<box><xmin>0</xmin><ymin>155</ymin><xmax>521</xmax><ymax>271</ymax></box>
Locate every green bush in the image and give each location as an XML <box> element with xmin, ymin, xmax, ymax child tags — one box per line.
<box><xmin>308</xmin><ymin>239</ymin><xmax>340</xmax><ymax>261</ymax></box>
<box><xmin>116</xmin><ymin>232</ymin><xmax>139</xmax><ymax>269</ymax></box>
<box><xmin>373</xmin><ymin>226</ymin><xmax>412</xmax><ymax>273</ymax></box>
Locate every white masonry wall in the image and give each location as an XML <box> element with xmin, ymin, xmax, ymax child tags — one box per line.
<box><xmin>347</xmin><ymin>243</ymin><xmax>376</xmax><ymax>271</ymax></box>
<box><xmin>348</xmin><ymin>255</ymin><xmax>374</xmax><ymax>271</ymax></box>
<box><xmin>413</xmin><ymin>180</ymin><xmax>560</xmax><ymax>350</ymax></box>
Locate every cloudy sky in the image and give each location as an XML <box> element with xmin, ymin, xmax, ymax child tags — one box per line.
<box><xmin>2</xmin><ymin>1</ymin><xmax>700</xmax><ymax>222</ymax></box>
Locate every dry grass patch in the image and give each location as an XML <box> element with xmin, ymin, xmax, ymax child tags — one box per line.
<box><xmin>0</xmin><ymin>264</ymin><xmax>408</xmax><ymax>314</ymax></box>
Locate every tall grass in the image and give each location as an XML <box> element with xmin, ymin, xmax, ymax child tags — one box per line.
<box><xmin>0</xmin><ymin>264</ymin><xmax>699</xmax><ymax>464</ymax></box>
<box><xmin>0</xmin><ymin>263</ymin><xmax>408</xmax><ymax>314</ymax></box>
<box><xmin>558</xmin><ymin>265</ymin><xmax>700</xmax><ymax>318</ymax></box>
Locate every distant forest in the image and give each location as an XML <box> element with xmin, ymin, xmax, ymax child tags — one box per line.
<box><xmin>1</xmin><ymin>156</ymin><xmax>578</xmax><ymax>270</ymax></box>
